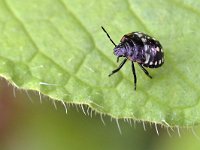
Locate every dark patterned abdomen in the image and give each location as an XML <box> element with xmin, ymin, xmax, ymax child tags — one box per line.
<box><xmin>125</xmin><ymin>32</ymin><xmax>164</xmax><ymax>68</ymax></box>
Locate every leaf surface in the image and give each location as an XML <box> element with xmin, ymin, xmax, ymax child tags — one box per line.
<box><xmin>0</xmin><ymin>0</ymin><xmax>200</xmax><ymax>126</ymax></box>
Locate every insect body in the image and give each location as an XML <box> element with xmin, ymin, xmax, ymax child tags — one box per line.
<box><xmin>101</xmin><ymin>26</ymin><xmax>164</xmax><ymax>90</ymax></box>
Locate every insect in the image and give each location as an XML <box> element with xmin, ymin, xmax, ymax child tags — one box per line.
<box><xmin>101</xmin><ymin>26</ymin><xmax>164</xmax><ymax>90</ymax></box>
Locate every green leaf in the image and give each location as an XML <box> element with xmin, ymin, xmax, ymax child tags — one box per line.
<box><xmin>0</xmin><ymin>0</ymin><xmax>200</xmax><ymax>127</ymax></box>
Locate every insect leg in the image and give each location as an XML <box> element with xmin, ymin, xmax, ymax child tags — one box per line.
<box><xmin>109</xmin><ymin>58</ymin><xmax>127</xmax><ymax>77</ymax></box>
<box><xmin>138</xmin><ymin>63</ymin><xmax>152</xmax><ymax>79</ymax></box>
<box><xmin>132</xmin><ymin>62</ymin><xmax>137</xmax><ymax>90</ymax></box>
<box><xmin>117</xmin><ymin>56</ymin><xmax>120</xmax><ymax>63</ymax></box>
<box><xmin>117</xmin><ymin>56</ymin><xmax>123</xmax><ymax>63</ymax></box>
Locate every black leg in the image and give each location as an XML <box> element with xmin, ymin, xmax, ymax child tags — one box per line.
<box><xmin>109</xmin><ymin>58</ymin><xmax>127</xmax><ymax>76</ymax></box>
<box><xmin>117</xmin><ymin>56</ymin><xmax>120</xmax><ymax>63</ymax></box>
<box><xmin>138</xmin><ymin>63</ymin><xmax>152</xmax><ymax>79</ymax></box>
<box><xmin>132</xmin><ymin>62</ymin><xmax>137</xmax><ymax>90</ymax></box>
<box><xmin>116</xmin><ymin>56</ymin><xmax>123</xmax><ymax>63</ymax></box>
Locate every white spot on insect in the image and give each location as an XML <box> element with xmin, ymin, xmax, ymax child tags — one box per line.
<box><xmin>159</xmin><ymin>60</ymin><xmax>162</xmax><ymax>64</ymax></box>
<box><xmin>150</xmin><ymin>61</ymin><xmax>153</xmax><ymax>65</ymax></box>
<box><xmin>144</xmin><ymin>54</ymin><xmax>150</xmax><ymax>64</ymax></box>
<box><xmin>161</xmin><ymin>48</ymin><xmax>163</xmax><ymax>52</ymax></box>
<box><xmin>141</xmin><ymin>37</ymin><xmax>147</xmax><ymax>42</ymax></box>
<box><xmin>134</xmin><ymin>32</ymin><xmax>143</xmax><ymax>37</ymax></box>
<box><xmin>155</xmin><ymin>61</ymin><xmax>157</xmax><ymax>65</ymax></box>
<box><xmin>156</xmin><ymin>47</ymin><xmax>160</xmax><ymax>52</ymax></box>
<box><xmin>144</xmin><ymin>45</ymin><xmax>148</xmax><ymax>51</ymax></box>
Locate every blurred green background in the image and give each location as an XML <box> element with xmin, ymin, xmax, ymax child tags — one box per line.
<box><xmin>0</xmin><ymin>78</ymin><xmax>200</xmax><ymax>150</ymax></box>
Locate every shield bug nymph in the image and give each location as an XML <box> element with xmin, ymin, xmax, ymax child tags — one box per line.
<box><xmin>101</xmin><ymin>26</ymin><xmax>164</xmax><ymax>90</ymax></box>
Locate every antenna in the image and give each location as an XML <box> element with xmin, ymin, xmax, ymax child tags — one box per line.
<box><xmin>101</xmin><ymin>26</ymin><xmax>117</xmax><ymax>47</ymax></box>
